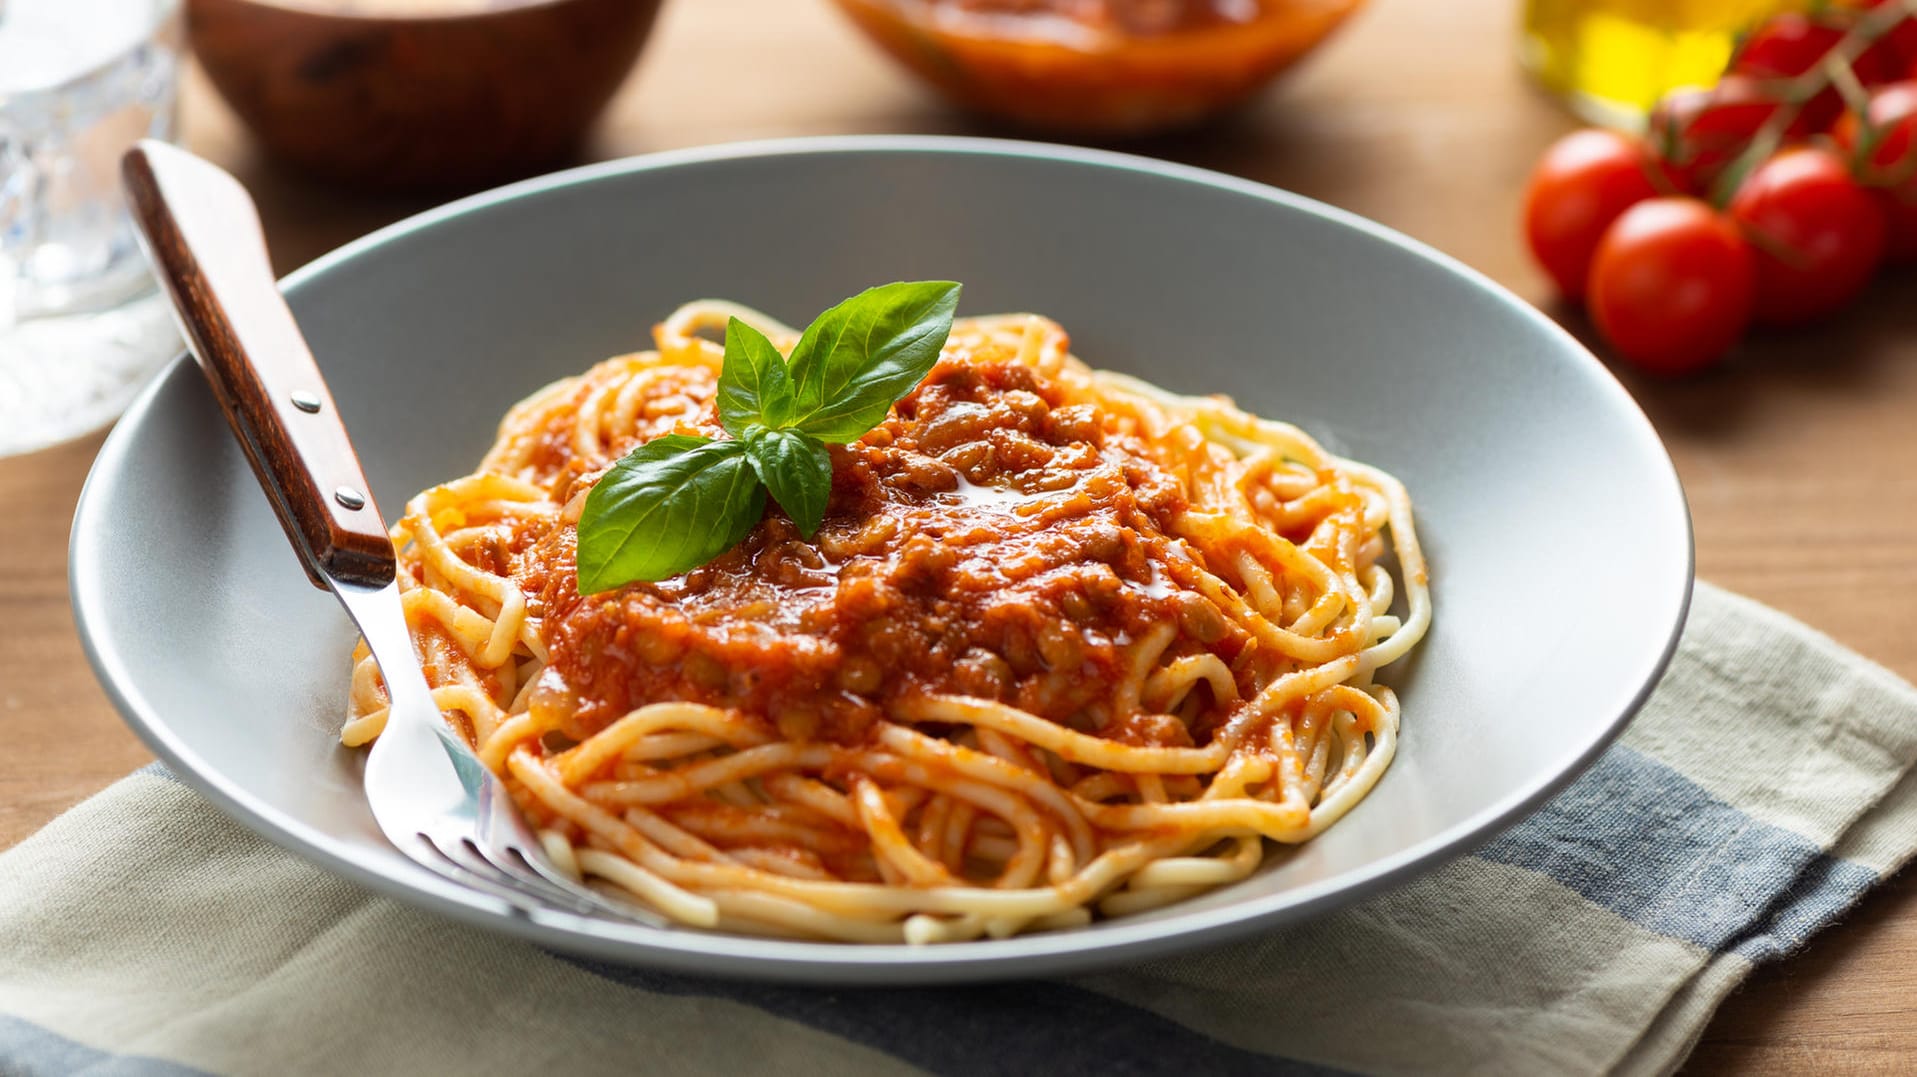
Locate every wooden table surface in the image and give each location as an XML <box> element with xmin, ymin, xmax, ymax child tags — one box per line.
<box><xmin>6</xmin><ymin>0</ymin><xmax>1915</xmax><ymax>1070</ymax></box>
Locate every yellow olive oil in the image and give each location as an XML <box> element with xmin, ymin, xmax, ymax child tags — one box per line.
<box><xmin>1520</xmin><ymin>0</ymin><xmax>1809</xmax><ymax>128</ymax></box>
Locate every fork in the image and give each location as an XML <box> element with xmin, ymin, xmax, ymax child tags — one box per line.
<box><xmin>122</xmin><ymin>140</ymin><xmax>658</xmax><ymax>926</ymax></box>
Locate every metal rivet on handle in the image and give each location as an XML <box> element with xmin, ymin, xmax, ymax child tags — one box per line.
<box><xmin>334</xmin><ymin>486</ymin><xmax>366</xmax><ymax>511</ymax></box>
<box><xmin>290</xmin><ymin>390</ymin><xmax>322</xmax><ymax>413</ymax></box>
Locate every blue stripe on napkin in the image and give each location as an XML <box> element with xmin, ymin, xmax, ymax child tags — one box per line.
<box><xmin>1725</xmin><ymin>852</ymin><xmax>1881</xmax><ymax>962</ymax></box>
<box><xmin>1475</xmin><ymin>746</ymin><xmax>1878</xmax><ymax>953</ymax></box>
<box><xmin>565</xmin><ymin>958</ymin><xmax>1339</xmax><ymax>1076</ymax></box>
<box><xmin>0</xmin><ymin>1014</ymin><xmax>209</xmax><ymax>1077</ymax></box>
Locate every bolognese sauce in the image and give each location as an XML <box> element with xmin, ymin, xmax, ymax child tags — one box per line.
<box><xmin>502</xmin><ymin>339</ymin><xmax>1253</xmax><ymax>749</ymax></box>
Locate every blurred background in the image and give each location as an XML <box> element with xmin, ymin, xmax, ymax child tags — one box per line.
<box><xmin>10</xmin><ymin>0</ymin><xmax>1900</xmax><ymax>451</ymax></box>
<box><xmin>13</xmin><ymin>0</ymin><xmax>1907</xmax><ymax>458</ymax></box>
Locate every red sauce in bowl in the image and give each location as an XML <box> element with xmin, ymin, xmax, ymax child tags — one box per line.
<box><xmin>832</xmin><ymin>0</ymin><xmax>1364</xmax><ymax>135</ymax></box>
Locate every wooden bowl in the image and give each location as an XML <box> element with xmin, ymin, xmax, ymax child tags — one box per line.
<box><xmin>187</xmin><ymin>0</ymin><xmax>663</xmax><ymax>190</ymax></box>
<box><xmin>831</xmin><ymin>0</ymin><xmax>1365</xmax><ymax>137</ymax></box>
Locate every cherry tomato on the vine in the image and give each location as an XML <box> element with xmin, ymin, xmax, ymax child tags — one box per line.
<box><xmin>1588</xmin><ymin>197</ymin><xmax>1756</xmax><ymax>376</ymax></box>
<box><xmin>1648</xmin><ymin>77</ymin><xmax>1790</xmax><ymax>194</ymax></box>
<box><xmin>1727</xmin><ymin>13</ymin><xmax>1869</xmax><ymax>130</ymax></box>
<box><xmin>1732</xmin><ymin>11</ymin><xmax>1908</xmax><ymax>124</ymax></box>
<box><xmin>1520</xmin><ymin>5</ymin><xmax>1917</xmax><ymax>373</ymax></box>
<box><xmin>1850</xmin><ymin>1</ymin><xmax>1917</xmax><ymax>78</ymax></box>
<box><xmin>1731</xmin><ymin>13</ymin><xmax>1845</xmax><ymax>80</ymax></box>
<box><xmin>1834</xmin><ymin>80</ymin><xmax>1917</xmax><ymax>261</ymax></box>
<box><xmin>1728</xmin><ymin>147</ymin><xmax>1888</xmax><ymax>324</ymax></box>
<box><xmin>1523</xmin><ymin>129</ymin><xmax>1662</xmax><ymax>297</ymax></box>
<box><xmin>1855</xmin><ymin>34</ymin><xmax>1913</xmax><ymax>89</ymax></box>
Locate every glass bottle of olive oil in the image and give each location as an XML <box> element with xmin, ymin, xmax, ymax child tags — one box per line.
<box><xmin>1520</xmin><ymin>0</ymin><xmax>1809</xmax><ymax>128</ymax></box>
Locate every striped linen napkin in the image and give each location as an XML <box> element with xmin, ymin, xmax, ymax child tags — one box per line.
<box><xmin>4</xmin><ymin>581</ymin><xmax>1915</xmax><ymax>1077</ymax></box>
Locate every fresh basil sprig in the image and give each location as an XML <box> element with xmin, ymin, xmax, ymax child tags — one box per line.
<box><xmin>575</xmin><ymin>281</ymin><xmax>961</xmax><ymax>592</ymax></box>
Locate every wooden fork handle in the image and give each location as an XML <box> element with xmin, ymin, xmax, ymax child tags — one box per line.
<box><xmin>123</xmin><ymin>140</ymin><xmax>395</xmax><ymax>590</ymax></box>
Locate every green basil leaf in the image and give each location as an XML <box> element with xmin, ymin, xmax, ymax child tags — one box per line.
<box><xmin>743</xmin><ymin>426</ymin><xmax>832</xmax><ymax>538</ymax></box>
<box><xmin>786</xmin><ymin>280</ymin><xmax>961</xmax><ymax>443</ymax></box>
<box><xmin>716</xmin><ymin>317</ymin><xmax>795</xmax><ymax>436</ymax></box>
<box><xmin>575</xmin><ymin>434</ymin><xmax>766</xmax><ymax>591</ymax></box>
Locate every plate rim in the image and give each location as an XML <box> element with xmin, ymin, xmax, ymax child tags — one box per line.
<box><xmin>69</xmin><ymin>133</ymin><xmax>1696</xmax><ymax>984</ymax></box>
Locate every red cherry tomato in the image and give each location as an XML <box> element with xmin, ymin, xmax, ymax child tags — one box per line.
<box><xmin>1731</xmin><ymin>14</ymin><xmax>1845</xmax><ymax>79</ymax></box>
<box><xmin>1728</xmin><ymin>147</ymin><xmax>1888</xmax><ymax>324</ymax></box>
<box><xmin>1732</xmin><ymin>13</ymin><xmax>1906</xmax><ymax>129</ymax></box>
<box><xmin>1522</xmin><ymin>129</ymin><xmax>1663</xmax><ymax>297</ymax></box>
<box><xmin>1834</xmin><ymin>80</ymin><xmax>1917</xmax><ymax>261</ymax></box>
<box><xmin>1855</xmin><ymin>34</ymin><xmax>1911</xmax><ymax>88</ymax></box>
<box><xmin>1834</xmin><ymin>80</ymin><xmax>1917</xmax><ymax>185</ymax></box>
<box><xmin>1852</xmin><ymin>1</ymin><xmax>1917</xmax><ymax>77</ymax></box>
<box><xmin>1728</xmin><ymin>13</ymin><xmax>1860</xmax><ymax>129</ymax></box>
<box><xmin>1867</xmin><ymin>189</ymin><xmax>1917</xmax><ymax>264</ymax></box>
<box><xmin>1588</xmin><ymin>198</ymin><xmax>1756</xmax><ymax>376</ymax></box>
<box><xmin>1648</xmin><ymin>78</ymin><xmax>1790</xmax><ymax>194</ymax></box>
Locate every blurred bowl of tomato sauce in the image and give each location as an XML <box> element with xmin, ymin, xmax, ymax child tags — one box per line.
<box><xmin>831</xmin><ymin>0</ymin><xmax>1365</xmax><ymax>137</ymax></box>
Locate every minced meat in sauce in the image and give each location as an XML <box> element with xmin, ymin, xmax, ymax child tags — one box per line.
<box><xmin>508</xmin><ymin>349</ymin><xmax>1251</xmax><ymax>748</ymax></box>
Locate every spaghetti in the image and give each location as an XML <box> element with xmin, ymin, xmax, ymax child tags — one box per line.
<box><xmin>343</xmin><ymin>301</ymin><xmax>1431</xmax><ymax>943</ymax></box>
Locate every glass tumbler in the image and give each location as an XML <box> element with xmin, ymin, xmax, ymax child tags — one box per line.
<box><xmin>0</xmin><ymin>0</ymin><xmax>184</xmax><ymax>456</ymax></box>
